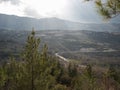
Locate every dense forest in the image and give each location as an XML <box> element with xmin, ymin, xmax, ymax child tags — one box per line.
<box><xmin>0</xmin><ymin>30</ymin><xmax>120</xmax><ymax>90</ymax></box>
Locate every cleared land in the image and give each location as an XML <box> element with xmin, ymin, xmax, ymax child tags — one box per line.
<box><xmin>0</xmin><ymin>30</ymin><xmax>120</xmax><ymax>68</ymax></box>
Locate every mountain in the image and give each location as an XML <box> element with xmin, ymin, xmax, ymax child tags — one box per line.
<box><xmin>0</xmin><ymin>13</ymin><xmax>120</xmax><ymax>31</ymax></box>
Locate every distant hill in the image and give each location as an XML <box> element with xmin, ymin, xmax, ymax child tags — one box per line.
<box><xmin>0</xmin><ymin>13</ymin><xmax>120</xmax><ymax>31</ymax></box>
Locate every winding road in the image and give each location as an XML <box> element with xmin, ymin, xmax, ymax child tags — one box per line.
<box><xmin>55</xmin><ymin>53</ymin><xmax>69</xmax><ymax>62</ymax></box>
<box><xmin>55</xmin><ymin>53</ymin><xmax>86</xmax><ymax>68</ymax></box>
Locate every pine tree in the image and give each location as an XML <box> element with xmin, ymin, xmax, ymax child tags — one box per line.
<box><xmin>86</xmin><ymin>0</ymin><xmax>120</xmax><ymax>19</ymax></box>
<box><xmin>22</xmin><ymin>29</ymin><xmax>41</xmax><ymax>90</ymax></box>
<box><xmin>83</xmin><ymin>65</ymin><xmax>97</xmax><ymax>90</ymax></box>
<box><xmin>21</xmin><ymin>30</ymin><xmax>58</xmax><ymax>90</ymax></box>
<box><xmin>68</xmin><ymin>63</ymin><xmax>78</xmax><ymax>78</ymax></box>
<box><xmin>0</xmin><ymin>64</ymin><xmax>7</xmax><ymax>89</ymax></box>
<box><xmin>96</xmin><ymin>0</ymin><xmax>120</xmax><ymax>19</ymax></box>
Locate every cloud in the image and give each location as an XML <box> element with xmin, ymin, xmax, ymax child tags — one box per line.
<box><xmin>66</xmin><ymin>0</ymin><xmax>103</xmax><ymax>23</ymax></box>
<box><xmin>0</xmin><ymin>0</ymin><xmax>104</xmax><ymax>23</ymax></box>
<box><xmin>24</xmin><ymin>7</ymin><xmax>42</xmax><ymax>18</ymax></box>
<box><xmin>0</xmin><ymin>0</ymin><xmax>20</xmax><ymax>5</ymax></box>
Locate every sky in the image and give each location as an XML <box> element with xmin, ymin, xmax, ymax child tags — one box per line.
<box><xmin>0</xmin><ymin>0</ymin><xmax>119</xmax><ymax>23</ymax></box>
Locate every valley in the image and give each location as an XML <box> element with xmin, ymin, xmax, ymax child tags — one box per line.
<box><xmin>0</xmin><ymin>30</ymin><xmax>120</xmax><ymax>68</ymax></box>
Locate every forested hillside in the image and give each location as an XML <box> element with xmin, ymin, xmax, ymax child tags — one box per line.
<box><xmin>0</xmin><ymin>31</ymin><xmax>120</xmax><ymax>90</ymax></box>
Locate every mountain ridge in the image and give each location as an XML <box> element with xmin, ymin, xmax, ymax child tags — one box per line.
<box><xmin>0</xmin><ymin>13</ymin><xmax>120</xmax><ymax>32</ymax></box>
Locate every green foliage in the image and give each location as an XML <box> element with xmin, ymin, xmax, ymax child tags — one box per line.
<box><xmin>68</xmin><ymin>63</ymin><xmax>78</xmax><ymax>78</ymax></box>
<box><xmin>95</xmin><ymin>0</ymin><xmax>120</xmax><ymax>19</ymax></box>
<box><xmin>53</xmin><ymin>84</ymin><xmax>67</xmax><ymax>90</ymax></box>
<box><xmin>86</xmin><ymin>0</ymin><xmax>120</xmax><ymax>19</ymax></box>
<box><xmin>107</xmin><ymin>66</ymin><xmax>120</xmax><ymax>84</ymax></box>
<box><xmin>0</xmin><ymin>65</ymin><xmax>7</xmax><ymax>88</ymax></box>
<box><xmin>0</xmin><ymin>30</ymin><xmax>120</xmax><ymax>90</ymax></box>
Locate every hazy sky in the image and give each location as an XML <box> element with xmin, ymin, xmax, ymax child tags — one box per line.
<box><xmin>0</xmin><ymin>0</ymin><xmax>119</xmax><ymax>23</ymax></box>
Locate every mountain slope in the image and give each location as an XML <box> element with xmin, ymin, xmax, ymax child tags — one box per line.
<box><xmin>0</xmin><ymin>13</ymin><xmax>120</xmax><ymax>31</ymax></box>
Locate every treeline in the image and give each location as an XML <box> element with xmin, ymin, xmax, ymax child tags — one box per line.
<box><xmin>0</xmin><ymin>31</ymin><xmax>120</xmax><ymax>90</ymax></box>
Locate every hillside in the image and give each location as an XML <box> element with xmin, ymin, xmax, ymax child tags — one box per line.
<box><xmin>0</xmin><ymin>31</ymin><xmax>120</xmax><ymax>90</ymax></box>
<box><xmin>0</xmin><ymin>30</ymin><xmax>120</xmax><ymax>68</ymax></box>
<box><xmin>0</xmin><ymin>14</ymin><xmax>120</xmax><ymax>31</ymax></box>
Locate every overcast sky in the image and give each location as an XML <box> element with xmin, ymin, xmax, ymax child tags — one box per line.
<box><xmin>0</xmin><ymin>0</ymin><xmax>119</xmax><ymax>23</ymax></box>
